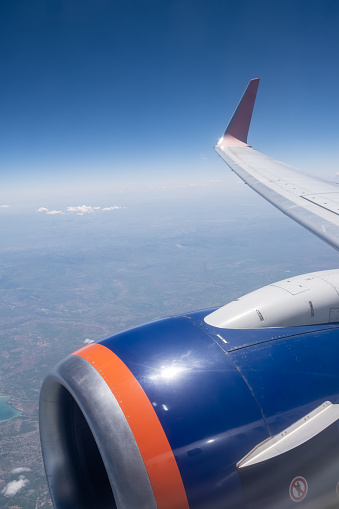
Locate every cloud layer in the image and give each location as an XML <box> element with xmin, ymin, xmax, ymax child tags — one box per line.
<box><xmin>11</xmin><ymin>467</ymin><xmax>31</xmax><ymax>474</ymax></box>
<box><xmin>83</xmin><ymin>338</ymin><xmax>94</xmax><ymax>344</ymax></box>
<box><xmin>1</xmin><ymin>476</ymin><xmax>29</xmax><ymax>497</ymax></box>
<box><xmin>37</xmin><ymin>205</ymin><xmax>124</xmax><ymax>215</ymax></box>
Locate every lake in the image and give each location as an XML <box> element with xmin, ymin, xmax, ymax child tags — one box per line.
<box><xmin>0</xmin><ymin>396</ymin><xmax>21</xmax><ymax>422</ymax></box>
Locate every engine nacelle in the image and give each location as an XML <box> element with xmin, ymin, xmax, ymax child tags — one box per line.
<box><xmin>205</xmin><ymin>269</ymin><xmax>339</xmax><ymax>328</ymax></box>
<box><xmin>40</xmin><ymin>312</ymin><xmax>269</xmax><ymax>508</ymax></box>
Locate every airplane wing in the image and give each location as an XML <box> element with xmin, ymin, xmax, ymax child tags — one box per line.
<box><xmin>215</xmin><ymin>78</ymin><xmax>339</xmax><ymax>251</ymax></box>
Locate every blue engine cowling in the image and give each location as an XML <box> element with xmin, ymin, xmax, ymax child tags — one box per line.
<box><xmin>39</xmin><ymin>310</ymin><xmax>339</xmax><ymax>508</ymax></box>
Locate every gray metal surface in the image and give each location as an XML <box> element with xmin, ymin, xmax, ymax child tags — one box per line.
<box><xmin>39</xmin><ymin>354</ymin><xmax>157</xmax><ymax>509</ymax></box>
<box><xmin>237</xmin><ymin>401</ymin><xmax>339</xmax><ymax>469</ymax></box>
<box><xmin>215</xmin><ymin>144</ymin><xmax>339</xmax><ymax>251</ymax></box>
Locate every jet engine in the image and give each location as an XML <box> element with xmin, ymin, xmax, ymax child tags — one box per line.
<box><xmin>40</xmin><ymin>270</ymin><xmax>339</xmax><ymax>509</ymax></box>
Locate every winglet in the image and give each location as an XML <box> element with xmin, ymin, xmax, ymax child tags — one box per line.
<box><xmin>217</xmin><ymin>78</ymin><xmax>260</xmax><ymax>147</ymax></box>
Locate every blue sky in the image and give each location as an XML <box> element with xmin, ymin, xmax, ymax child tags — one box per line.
<box><xmin>1</xmin><ymin>0</ymin><xmax>339</xmax><ymax>206</ymax></box>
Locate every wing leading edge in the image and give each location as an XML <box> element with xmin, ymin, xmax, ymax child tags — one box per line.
<box><xmin>216</xmin><ymin>80</ymin><xmax>339</xmax><ymax>251</ymax></box>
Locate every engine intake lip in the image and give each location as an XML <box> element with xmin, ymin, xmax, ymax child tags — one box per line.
<box><xmin>39</xmin><ymin>354</ymin><xmax>157</xmax><ymax>509</ymax></box>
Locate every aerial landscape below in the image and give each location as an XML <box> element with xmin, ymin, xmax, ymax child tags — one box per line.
<box><xmin>1</xmin><ymin>186</ymin><xmax>339</xmax><ymax>507</ymax></box>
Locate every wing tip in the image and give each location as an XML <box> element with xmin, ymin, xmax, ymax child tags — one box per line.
<box><xmin>217</xmin><ymin>78</ymin><xmax>260</xmax><ymax>147</ymax></box>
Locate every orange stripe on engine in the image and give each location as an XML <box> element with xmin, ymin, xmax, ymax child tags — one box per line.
<box><xmin>74</xmin><ymin>343</ymin><xmax>189</xmax><ymax>509</ymax></box>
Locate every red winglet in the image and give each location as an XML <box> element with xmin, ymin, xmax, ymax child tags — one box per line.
<box><xmin>218</xmin><ymin>78</ymin><xmax>259</xmax><ymax>147</ymax></box>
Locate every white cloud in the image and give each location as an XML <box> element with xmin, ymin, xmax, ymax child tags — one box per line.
<box><xmin>37</xmin><ymin>205</ymin><xmax>124</xmax><ymax>216</ymax></box>
<box><xmin>1</xmin><ymin>477</ymin><xmax>29</xmax><ymax>497</ymax></box>
<box><xmin>67</xmin><ymin>205</ymin><xmax>100</xmax><ymax>215</ymax></box>
<box><xmin>11</xmin><ymin>467</ymin><xmax>31</xmax><ymax>475</ymax></box>
<box><xmin>83</xmin><ymin>338</ymin><xmax>94</xmax><ymax>344</ymax></box>
<box><xmin>0</xmin><ymin>204</ymin><xmax>9</xmax><ymax>208</ymax></box>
